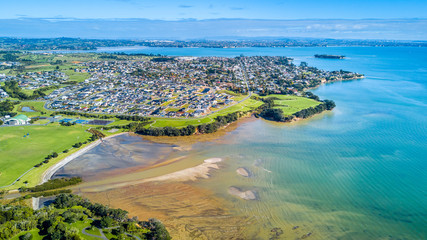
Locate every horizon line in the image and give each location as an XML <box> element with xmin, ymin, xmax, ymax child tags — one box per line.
<box><xmin>3</xmin><ymin>17</ymin><xmax>427</xmax><ymax>22</ymax></box>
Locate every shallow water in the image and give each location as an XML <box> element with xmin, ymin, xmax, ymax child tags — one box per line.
<box><xmin>57</xmin><ymin>47</ymin><xmax>427</xmax><ymax>239</ymax></box>
<box><xmin>53</xmin><ymin>134</ymin><xmax>178</xmax><ymax>181</ymax></box>
<box><xmin>21</xmin><ymin>107</ymin><xmax>35</xmax><ymax>112</ymax></box>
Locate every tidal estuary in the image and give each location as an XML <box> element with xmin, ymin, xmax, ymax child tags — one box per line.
<box><xmin>53</xmin><ymin>47</ymin><xmax>427</xmax><ymax>239</ymax></box>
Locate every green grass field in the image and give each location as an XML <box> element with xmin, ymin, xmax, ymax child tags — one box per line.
<box><xmin>85</xmin><ymin>226</ymin><xmax>102</xmax><ymax>236</ymax></box>
<box><xmin>63</xmin><ymin>70</ymin><xmax>90</xmax><ymax>83</ymax></box>
<box><xmin>266</xmin><ymin>94</ymin><xmax>321</xmax><ymax>116</ymax></box>
<box><xmin>10</xmin><ymin>229</ymin><xmax>44</xmax><ymax>240</ymax></box>
<box><xmin>0</xmin><ymin>124</ymin><xmax>91</xmax><ymax>187</ymax></box>
<box><xmin>14</xmin><ymin>101</ymin><xmax>53</xmax><ymax>117</ymax></box>
<box><xmin>150</xmin><ymin>97</ymin><xmax>263</xmax><ymax>128</ymax></box>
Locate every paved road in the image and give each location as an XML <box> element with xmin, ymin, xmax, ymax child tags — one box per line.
<box><xmin>0</xmin><ymin>166</ymin><xmax>34</xmax><ymax>188</ymax></box>
<box><xmin>82</xmin><ymin>227</ymin><xmax>107</xmax><ymax>239</ymax></box>
<box><xmin>82</xmin><ymin>225</ymin><xmax>142</xmax><ymax>240</ymax></box>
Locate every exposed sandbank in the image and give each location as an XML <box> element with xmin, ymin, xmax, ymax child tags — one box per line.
<box><xmin>236</xmin><ymin>167</ymin><xmax>252</xmax><ymax>177</ymax></box>
<box><xmin>142</xmin><ymin>158</ymin><xmax>222</xmax><ymax>182</ymax></box>
<box><xmin>228</xmin><ymin>186</ymin><xmax>258</xmax><ymax>200</ymax></box>
<box><xmin>78</xmin><ymin>158</ymin><xmax>223</xmax><ymax>192</ymax></box>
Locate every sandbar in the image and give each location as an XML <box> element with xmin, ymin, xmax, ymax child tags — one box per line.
<box><xmin>236</xmin><ymin>167</ymin><xmax>251</xmax><ymax>177</ymax></box>
<box><xmin>228</xmin><ymin>186</ymin><xmax>257</xmax><ymax>200</ymax></box>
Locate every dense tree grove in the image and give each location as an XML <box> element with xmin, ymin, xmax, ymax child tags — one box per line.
<box><xmin>293</xmin><ymin>100</ymin><xmax>335</xmax><ymax>119</ymax></box>
<box><xmin>1</xmin><ymin>81</ymin><xmax>56</xmax><ymax>100</ymax></box>
<box><xmin>197</xmin><ymin>112</ymin><xmax>242</xmax><ymax>134</ymax></box>
<box><xmin>303</xmin><ymin>91</ymin><xmax>320</xmax><ymax>101</ymax></box>
<box><xmin>19</xmin><ymin>177</ymin><xmax>82</xmax><ymax>193</ymax></box>
<box><xmin>97</xmin><ymin>121</ymin><xmax>153</xmax><ymax>132</ymax></box>
<box><xmin>10</xmin><ymin>190</ymin><xmax>72</xmax><ymax>203</ymax></box>
<box><xmin>0</xmin><ymin>100</ymin><xmax>19</xmax><ymax>117</ymax></box>
<box><xmin>55</xmin><ymin>111</ymin><xmax>151</xmax><ymax>122</ymax></box>
<box><xmin>259</xmin><ymin>108</ymin><xmax>295</xmax><ymax>122</ymax></box>
<box><xmin>136</xmin><ymin>125</ymin><xmax>196</xmax><ymax>136</ymax></box>
<box><xmin>0</xmin><ymin>194</ymin><xmax>170</xmax><ymax>240</ymax></box>
<box><xmin>135</xmin><ymin>111</ymin><xmax>244</xmax><ymax>136</ymax></box>
<box><xmin>0</xmin><ymin>100</ymin><xmax>17</xmax><ymax>112</ymax></box>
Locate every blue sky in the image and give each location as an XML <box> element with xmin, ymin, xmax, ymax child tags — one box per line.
<box><xmin>2</xmin><ymin>0</ymin><xmax>427</xmax><ymax>20</ymax></box>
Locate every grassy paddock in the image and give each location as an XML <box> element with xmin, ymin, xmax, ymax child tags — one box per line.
<box><xmin>0</xmin><ymin>124</ymin><xmax>91</xmax><ymax>188</ymax></box>
<box><xmin>150</xmin><ymin>97</ymin><xmax>263</xmax><ymax>128</ymax></box>
<box><xmin>63</xmin><ymin>70</ymin><xmax>90</xmax><ymax>83</ymax></box>
<box><xmin>14</xmin><ymin>101</ymin><xmax>53</xmax><ymax>117</ymax></box>
<box><xmin>265</xmin><ymin>94</ymin><xmax>321</xmax><ymax>116</ymax></box>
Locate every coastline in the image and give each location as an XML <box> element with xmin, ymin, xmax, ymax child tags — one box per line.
<box><xmin>40</xmin><ymin>132</ymin><xmax>128</xmax><ymax>183</ymax></box>
<box><xmin>40</xmin><ymin>111</ymin><xmax>328</xmax><ymax>186</ymax></box>
<box><xmin>39</xmin><ymin>117</ymin><xmax>254</xmax><ymax>189</ymax></box>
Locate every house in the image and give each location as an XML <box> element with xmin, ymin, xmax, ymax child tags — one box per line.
<box><xmin>4</xmin><ymin>114</ymin><xmax>30</xmax><ymax>125</ymax></box>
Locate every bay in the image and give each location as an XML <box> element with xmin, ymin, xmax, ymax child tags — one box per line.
<box><xmin>55</xmin><ymin>46</ymin><xmax>427</xmax><ymax>239</ymax></box>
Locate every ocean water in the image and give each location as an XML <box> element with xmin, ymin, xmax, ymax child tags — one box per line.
<box><xmin>56</xmin><ymin>47</ymin><xmax>427</xmax><ymax>239</ymax></box>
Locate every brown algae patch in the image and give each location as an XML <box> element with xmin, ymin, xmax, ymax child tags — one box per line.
<box><xmin>79</xmin><ymin>181</ymin><xmax>253</xmax><ymax>239</ymax></box>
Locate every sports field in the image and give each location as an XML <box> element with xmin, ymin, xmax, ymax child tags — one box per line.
<box><xmin>0</xmin><ymin>124</ymin><xmax>91</xmax><ymax>187</ymax></box>
<box><xmin>267</xmin><ymin>94</ymin><xmax>321</xmax><ymax>116</ymax></box>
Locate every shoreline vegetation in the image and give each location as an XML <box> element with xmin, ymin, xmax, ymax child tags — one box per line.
<box><xmin>1</xmin><ymin>193</ymin><xmax>171</xmax><ymax>240</ymax></box>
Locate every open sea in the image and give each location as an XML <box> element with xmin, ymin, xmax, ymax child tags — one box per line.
<box><xmin>55</xmin><ymin>47</ymin><xmax>427</xmax><ymax>239</ymax></box>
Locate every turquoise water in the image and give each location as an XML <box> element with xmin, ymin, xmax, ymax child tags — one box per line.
<box><xmin>190</xmin><ymin>47</ymin><xmax>427</xmax><ymax>239</ymax></box>
<box><xmin>60</xmin><ymin>47</ymin><xmax>427</xmax><ymax>239</ymax></box>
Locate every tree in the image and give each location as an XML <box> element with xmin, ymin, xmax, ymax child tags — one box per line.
<box><xmin>143</xmin><ymin>218</ymin><xmax>171</xmax><ymax>240</ymax></box>
<box><xmin>19</xmin><ymin>232</ymin><xmax>33</xmax><ymax>240</ymax></box>
<box><xmin>0</xmin><ymin>100</ymin><xmax>16</xmax><ymax>112</ymax></box>
<box><xmin>99</xmin><ymin>216</ymin><xmax>114</xmax><ymax>228</ymax></box>
<box><xmin>3</xmin><ymin>53</ymin><xmax>18</xmax><ymax>61</ymax></box>
<box><xmin>108</xmin><ymin>208</ymin><xmax>128</xmax><ymax>222</ymax></box>
<box><xmin>323</xmin><ymin>99</ymin><xmax>336</xmax><ymax>110</ymax></box>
